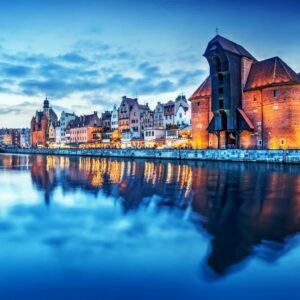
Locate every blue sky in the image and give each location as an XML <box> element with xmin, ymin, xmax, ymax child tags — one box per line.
<box><xmin>0</xmin><ymin>0</ymin><xmax>300</xmax><ymax>127</ymax></box>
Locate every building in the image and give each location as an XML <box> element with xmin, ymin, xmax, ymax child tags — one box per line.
<box><xmin>174</xmin><ymin>95</ymin><xmax>190</xmax><ymax>128</ymax></box>
<box><xmin>48</xmin><ymin>121</ymin><xmax>56</xmax><ymax>144</ymax></box>
<box><xmin>102</xmin><ymin>111</ymin><xmax>111</xmax><ymax>130</ymax></box>
<box><xmin>141</xmin><ymin>106</ymin><xmax>154</xmax><ymax>131</ymax></box>
<box><xmin>68</xmin><ymin>112</ymin><xmax>101</xmax><ymax>144</ymax></box>
<box><xmin>111</xmin><ymin>105</ymin><xmax>119</xmax><ymax>130</ymax></box>
<box><xmin>190</xmin><ymin>35</ymin><xmax>300</xmax><ymax>149</ymax></box>
<box><xmin>2</xmin><ymin>129</ymin><xmax>20</xmax><ymax>146</ymax></box>
<box><xmin>55</xmin><ymin>122</ymin><xmax>62</xmax><ymax>144</ymax></box>
<box><xmin>118</xmin><ymin>96</ymin><xmax>138</xmax><ymax>132</ymax></box>
<box><xmin>30</xmin><ymin>97</ymin><xmax>58</xmax><ymax>147</ymax></box>
<box><xmin>154</xmin><ymin>102</ymin><xmax>165</xmax><ymax>129</ymax></box>
<box><xmin>20</xmin><ymin>128</ymin><xmax>30</xmax><ymax>148</ymax></box>
<box><xmin>56</xmin><ymin>111</ymin><xmax>76</xmax><ymax>144</ymax></box>
<box><xmin>164</xmin><ymin>100</ymin><xmax>175</xmax><ymax>127</ymax></box>
<box><xmin>144</xmin><ymin>129</ymin><xmax>165</xmax><ymax>148</ymax></box>
<box><xmin>175</xmin><ymin>104</ymin><xmax>190</xmax><ymax>128</ymax></box>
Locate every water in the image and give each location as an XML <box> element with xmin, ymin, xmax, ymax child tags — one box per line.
<box><xmin>0</xmin><ymin>154</ymin><xmax>300</xmax><ymax>300</ymax></box>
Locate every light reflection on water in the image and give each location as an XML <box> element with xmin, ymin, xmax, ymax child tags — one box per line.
<box><xmin>1</xmin><ymin>154</ymin><xmax>300</xmax><ymax>299</ymax></box>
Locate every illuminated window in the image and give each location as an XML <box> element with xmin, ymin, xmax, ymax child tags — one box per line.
<box><xmin>273</xmin><ymin>103</ymin><xmax>279</xmax><ymax>110</ymax></box>
<box><xmin>253</xmin><ymin>109</ymin><xmax>257</xmax><ymax>113</ymax></box>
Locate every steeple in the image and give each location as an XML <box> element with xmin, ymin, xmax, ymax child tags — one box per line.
<box><xmin>43</xmin><ymin>95</ymin><xmax>50</xmax><ymax>110</ymax></box>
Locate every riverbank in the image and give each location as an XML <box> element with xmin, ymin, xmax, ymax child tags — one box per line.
<box><xmin>1</xmin><ymin>148</ymin><xmax>300</xmax><ymax>164</ymax></box>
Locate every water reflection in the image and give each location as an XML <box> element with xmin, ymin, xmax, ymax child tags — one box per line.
<box><xmin>1</xmin><ymin>154</ymin><xmax>300</xmax><ymax>281</ymax></box>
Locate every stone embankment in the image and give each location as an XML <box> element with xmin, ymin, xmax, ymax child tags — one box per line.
<box><xmin>2</xmin><ymin>148</ymin><xmax>300</xmax><ymax>164</ymax></box>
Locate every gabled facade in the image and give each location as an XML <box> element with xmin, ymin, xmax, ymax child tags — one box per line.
<box><xmin>118</xmin><ymin>96</ymin><xmax>138</xmax><ymax>132</ymax></box>
<box><xmin>164</xmin><ymin>100</ymin><xmax>175</xmax><ymax>127</ymax></box>
<box><xmin>68</xmin><ymin>112</ymin><xmax>101</xmax><ymax>144</ymax></box>
<box><xmin>102</xmin><ymin>111</ymin><xmax>111</xmax><ymax>130</ymax></box>
<box><xmin>154</xmin><ymin>102</ymin><xmax>165</xmax><ymax>129</ymax></box>
<box><xmin>190</xmin><ymin>35</ymin><xmax>300</xmax><ymax>149</ymax></box>
<box><xmin>58</xmin><ymin>111</ymin><xmax>76</xmax><ymax>144</ymax></box>
<box><xmin>111</xmin><ymin>105</ymin><xmax>119</xmax><ymax>130</ymax></box>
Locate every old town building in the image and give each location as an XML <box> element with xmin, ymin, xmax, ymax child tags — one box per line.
<box><xmin>144</xmin><ymin>128</ymin><xmax>165</xmax><ymax>148</ymax></box>
<box><xmin>68</xmin><ymin>112</ymin><xmax>101</xmax><ymax>144</ymax></box>
<box><xmin>164</xmin><ymin>100</ymin><xmax>175</xmax><ymax>127</ymax></box>
<box><xmin>111</xmin><ymin>105</ymin><xmax>119</xmax><ymax>130</ymax></box>
<box><xmin>30</xmin><ymin>97</ymin><xmax>58</xmax><ymax>147</ymax></box>
<box><xmin>190</xmin><ymin>35</ymin><xmax>300</xmax><ymax>149</ymax></box>
<box><xmin>56</xmin><ymin>111</ymin><xmax>76</xmax><ymax>144</ymax></box>
<box><xmin>118</xmin><ymin>96</ymin><xmax>138</xmax><ymax>132</ymax></box>
<box><xmin>101</xmin><ymin>111</ymin><xmax>111</xmax><ymax>130</ymax></box>
<box><xmin>154</xmin><ymin>102</ymin><xmax>165</xmax><ymax>129</ymax></box>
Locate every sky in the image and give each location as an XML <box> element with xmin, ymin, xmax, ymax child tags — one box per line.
<box><xmin>0</xmin><ymin>0</ymin><xmax>299</xmax><ymax>127</ymax></box>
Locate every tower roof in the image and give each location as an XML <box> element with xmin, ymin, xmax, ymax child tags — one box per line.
<box><xmin>205</xmin><ymin>35</ymin><xmax>256</xmax><ymax>60</ymax></box>
<box><xmin>244</xmin><ymin>56</ymin><xmax>300</xmax><ymax>91</ymax></box>
<box><xmin>189</xmin><ymin>76</ymin><xmax>211</xmax><ymax>100</ymax></box>
<box><xmin>43</xmin><ymin>96</ymin><xmax>50</xmax><ymax>109</ymax></box>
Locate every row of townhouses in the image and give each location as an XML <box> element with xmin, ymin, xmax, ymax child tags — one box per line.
<box><xmin>30</xmin><ymin>95</ymin><xmax>191</xmax><ymax>149</ymax></box>
<box><xmin>0</xmin><ymin>128</ymin><xmax>30</xmax><ymax>148</ymax></box>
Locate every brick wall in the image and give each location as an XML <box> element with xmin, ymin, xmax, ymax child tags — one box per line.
<box><xmin>243</xmin><ymin>84</ymin><xmax>300</xmax><ymax>149</ymax></box>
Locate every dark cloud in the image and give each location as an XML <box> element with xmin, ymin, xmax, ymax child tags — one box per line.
<box><xmin>20</xmin><ymin>79</ymin><xmax>102</xmax><ymax>98</ymax></box>
<box><xmin>0</xmin><ymin>62</ymin><xmax>32</xmax><ymax>78</ymax></box>
<box><xmin>58</xmin><ymin>52</ymin><xmax>89</xmax><ymax>64</ymax></box>
<box><xmin>138</xmin><ymin>62</ymin><xmax>161</xmax><ymax>77</ymax></box>
<box><xmin>178</xmin><ymin>70</ymin><xmax>205</xmax><ymax>86</ymax></box>
<box><xmin>38</xmin><ymin>63</ymin><xmax>98</xmax><ymax>79</ymax></box>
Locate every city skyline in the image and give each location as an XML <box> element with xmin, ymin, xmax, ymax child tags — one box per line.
<box><xmin>0</xmin><ymin>0</ymin><xmax>300</xmax><ymax>127</ymax></box>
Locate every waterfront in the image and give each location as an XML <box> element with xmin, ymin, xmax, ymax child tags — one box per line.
<box><xmin>1</xmin><ymin>154</ymin><xmax>300</xmax><ymax>299</ymax></box>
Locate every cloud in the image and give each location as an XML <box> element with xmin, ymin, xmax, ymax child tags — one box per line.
<box><xmin>0</xmin><ymin>38</ymin><xmax>206</xmax><ymax>127</ymax></box>
<box><xmin>0</xmin><ymin>62</ymin><xmax>32</xmax><ymax>78</ymax></box>
<box><xmin>20</xmin><ymin>78</ymin><xmax>102</xmax><ymax>98</ymax></box>
<box><xmin>138</xmin><ymin>62</ymin><xmax>161</xmax><ymax>77</ymax></box>
<box><xmin>58</xmin><ymin>52</ymin><xmax>89</xmax><ymax>64</ymax></box>
<box><xmin>0</xmin><ymin>108</ymin><xmax>23</xmax><ymax>115</ymax></box>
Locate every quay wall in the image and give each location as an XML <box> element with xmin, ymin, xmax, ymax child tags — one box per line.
<box><xmin>2</xmin><ymin>148</ymin><xmax>300</xmax><ymax>164</ymax></box>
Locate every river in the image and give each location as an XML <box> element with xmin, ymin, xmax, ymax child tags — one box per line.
<box><xmin>0</xmin><ymin>154</ymin><xmax>300</xmax><ymax>300</ymax></box>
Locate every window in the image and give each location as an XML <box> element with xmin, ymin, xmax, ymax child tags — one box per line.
<box><xmin>280</xmin><ymin>139</ymin><xmax>285</xmax><ymax>146</ymax></box>
<box><xmin>219</xmin><ymin>100</ymin><xmax>224</xmax><ymax>109</ymax></box>
<box><xmin>219</xmin><ymin>87</ymin><xmax>224</xmax><ymax>96</ymax></box>
<box><xmin>215</xmin><ymin>57</ymin><xmax>222</xmax><ymax>72</ymax></box>
<box><xmin>218</xmin><ymin>73</ymin><xmax>224</xmax><ymax>83</ymax></box>
<box><xmin>253</xmin><ymin>96</ymin><xmax>257</xmax><ymax>102</ymax></box>
<box><xmin>257</xmin><ymin>140</ymin><xmax>262</xmax><ymax>146</ymax></box>
<box><xmin>273</xmin><ymin>103</ymin><xmax>279</xmax><ymax>110</ymax></box>
<box><xmin>273</xmin><ymin>89</ymin><xmax>278</xmax><ymax>98</ymax></box>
